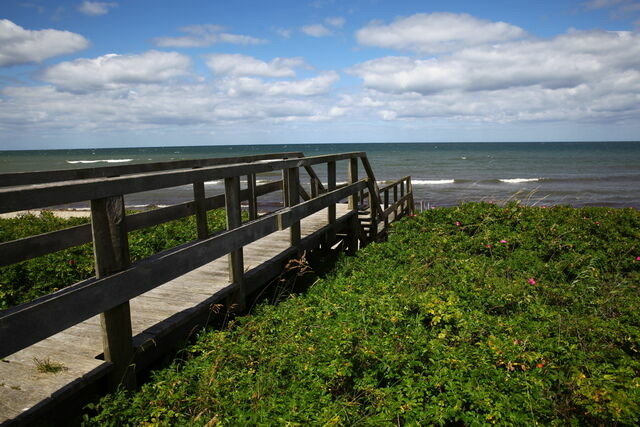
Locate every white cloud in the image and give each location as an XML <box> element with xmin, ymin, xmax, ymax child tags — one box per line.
<box><xmin>153</xmin><ymin>24</ymin><xmax>266</xmax><ymax>47</ymax></box>
<box><xmin>301</xmin><ymin>24</ymin><xmax>332</xmax><ymax>37</ymax></box>
<box><xmin>40</xmin><ymin>50</ymin><xmax>192</xmax><ymax>92</ymax></box>
<box><xmin>0</xmin><ymin>77</ymin><xmax>342</xmax><ymax>135</ymax></box>
<box><xmin>356</xmin><ymin>12</ymin><xmax>526</xmax><ymax>53</ymax></box>
<box><xmin>0</xmin><ymin>19</ymin><xmax>89</xmax><ymax>67</ymax></box>
<box><xmin>78</xmin><ymin>1</ymin><xmax>117</xmax><ymax>16</ymax></box>
<box><xmin>222</xmin><ymin>72</ymin><xmax>340</xmax><ymax>96</ymax></box>
<box><xmin>205</xmin><ymin>54</ymin><xmax>305</xmax><ymax>77</ymax></box>
<box><xmin>325</xmin><ymin>17</ymin><xmax>345</xmax><ymax>28</ymax></box>
<box><xmin>345</xmin><ymin>29</ymin><xmax>640</xmax><ymax>125</ymax></box>
<box><xmin>349</xmin><ymin>30</ymin><xmax>640</xmax><ymax>94</ymax></box>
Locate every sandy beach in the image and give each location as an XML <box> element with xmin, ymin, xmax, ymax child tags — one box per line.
<box><xmin>0</xmin><ymin>209</ymin><xmax>92</xmax><ymax>219</ymax></box>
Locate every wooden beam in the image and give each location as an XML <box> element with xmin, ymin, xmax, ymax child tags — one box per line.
<box><xmin>246</xmin><ymin>174</ymin><xmax>258</xmax><ymax>220</ymax></box>
<box><xmin>0</xmin><ymin>152</ymin><xmax>365</xmax><ymax>214</ymax></box>
<box><xmin>90</xmin><ymin>195</ymin><xmax>135</xmax><ymax>390</ymax></box>
<box><xmin>327</xmin><ymin>161</ymin><xmax>336</xmax><ymax>225</ymax></box>
<box><xmin>0</xmin><ymin>152</ymin><xmax>304</xmax><ymax>187</ymax></box>
<box><xmin>193</xmin><ymin>181</ymin><xmax>208</xmax><ymax>239</ymax></box>
<box><xmin>348</xmin><ymin>158</ymin><xmax>359</xmax><ymax>210</ymax></box>
<box><xmin>286</xmin><ymin>167</ymin><xmax>301</xmax><ymax>245</ymax></box>
<box><xmin>225</xmin><ymin>176</ymin><xmax>245</xmax><ymax>312</ymax></box>
<box><xmin>0</xmin><ymin>180</ymin><xmax>282</xmax><ymax>267</ymax></box>
<box><xmin>0</xmin><ymin>181</ymin><xmax>367</xmax><ymax>359</ymax></box>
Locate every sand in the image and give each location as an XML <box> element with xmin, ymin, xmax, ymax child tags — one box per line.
<box><xmin>0</xmin><ymin>209</ymin><xmax>92</xmax><ymax>219</ymax></box>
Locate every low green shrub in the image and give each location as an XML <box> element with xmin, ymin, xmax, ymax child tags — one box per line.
<box><xmin>0</xmin><ymin>210</ymin><xmax>228</xmax><ymax>309</ymax></box>
<box><xmin>83</xmin><ymin>202</ymin><xmax>640</xmax><ymax>425</ymax></box>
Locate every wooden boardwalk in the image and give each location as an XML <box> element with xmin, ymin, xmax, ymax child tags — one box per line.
<box><xmin>0</xmin><ymin>205</ymin><xmax>349</xmax><ymax>424</ymax></box>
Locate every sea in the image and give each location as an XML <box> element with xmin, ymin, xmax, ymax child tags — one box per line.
<box><xmin>1</xmin><ymin>141</ymin><xmax>639</xmax><ymax>210</ymax></box>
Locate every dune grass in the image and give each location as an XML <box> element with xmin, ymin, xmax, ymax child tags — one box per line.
<box><xmin>0</xmin><ymin>210</ymin><xmax>229</xmax><ymax>309</ymax></box>
<box><xmin>80</xmin><ymin>202</ymin><xmax>640</xmax><ymax>425</ymax></box>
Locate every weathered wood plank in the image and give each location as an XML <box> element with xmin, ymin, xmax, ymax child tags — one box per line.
<box><xmin>0</xmin><ymin>152</ymin><xmax>303</xmax><ymax>187</ymax></box>
<box><xmin>0</xmin><ymin>185</ymin><xmax>364</xmax><ymax>359</ymax></box>
<box><xmin>348</xmin><ymin>158</ymin><xmax>358</xmax><ymax>210</ymax></box>
<box><xmin>382</xmin><ymin>192</ymin><xmax>413</xmax><ymax>219</ymax></box>
<box><xmin>377</xmin><ymin>176</ymin><xmax>408</xmax><ymax>194</ymax></box>
<box><xmin>246</xmin><ymin>173</ymin><xmax>258</xmax><ymax>220</ymax></box>
<box><xmin>225</xmin><ymin>176</ymin><xmax>245</xmax><ymax>311</ymax></box>
<box><xmin>193</xmin><ymin>181</ymin><xmax>208</xmax><ymax>239</ymax></box>
<box><xmin>91</xmin><ymin>195</ymin><xmax>135</xmax><ymax>390</ymax></box>
<box><xmin>286</xmin><ymin>167</ymin><xmax>301</xmax><ymax>245</ymax></box>
<box><xmin>0</xmin><ymin>152</ymin><xmax>365</xmax><ymax>214</ymax></box>
<box><xmin>0</xmin><ymin>203</ymin><xmax>355</xmax><ymax>425</ymax></box>
<box><xmin>0</xmin><ymin>180</ymin><xmax>282</xmax><ymax>267</ymax></box>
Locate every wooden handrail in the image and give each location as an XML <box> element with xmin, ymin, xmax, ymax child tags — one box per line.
<box><xmin>0</xmin><ymin>180</ymin><xmax>283</xmax><ymax>267</ymax></box>
<box><xmin>0</xmin><ymin>149</ymin><xmax>412</xmax><ymax>396</ymax></box>
<box><xmin>0</xmin><ymin>152</ymin><xmax>304</xmax><ymax>187</ymax></box>
<box><xmin>0</xmin><ymin>152</ymin><xmax>366</xmax><ymax>213</ymax></box>
<box><xmin>378</xmin><ymin>176</ymin><xmax>411</xmax><ymax>193</ymax></box>
<box><xmin>0</xmin><ymin>179</ymin><xmax>367</xmax><ymax>358</ymax></box>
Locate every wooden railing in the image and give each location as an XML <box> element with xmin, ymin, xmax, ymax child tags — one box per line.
<box><xmin>0</xmin><ymin>151</ymin><xmax>412</xmax><ymax>388</ymax></box>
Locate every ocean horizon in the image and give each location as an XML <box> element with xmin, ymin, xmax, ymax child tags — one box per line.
<box><xmin>2</xmin><ymin>141</ymin><xmax>639</xmax><ymax>209</ymax></box>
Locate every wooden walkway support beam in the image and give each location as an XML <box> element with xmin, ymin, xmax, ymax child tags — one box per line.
<box><xmin>225</xmin><ymin>176</ymin><xmax>245</xmax><ymax>312</ymax></box>
<box><xmin>90</xmin><ymin>195</ymin><xmax>136</xmax><ymax>391</ymax></box>
<box><xmin>285</xmin><ymin>167</ymin><xmax>301</xmax><ymax>245</ymax></box>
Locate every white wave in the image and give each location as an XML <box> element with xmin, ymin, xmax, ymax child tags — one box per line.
<box><xmin>499</xmin><ymin>178</ymin><xmax>540</xmax><ymax>184</ymax></box>
<box><xmin>412</xmin><ymin>179</ymin><xmax>455</xmax><ymax>185</ymax></box>
<box><xmin>66</xmin><ymin>159</ymin><xmax>133</xmax><ymax>164</ymax></box>
<box><xmin>204</xmin><ymin>180</ymin><xmax>222</xmax><ymax>186</ymax></box>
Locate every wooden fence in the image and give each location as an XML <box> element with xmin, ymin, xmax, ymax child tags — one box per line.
<box><xmin>0</xmin><ymin>151</ymin><xmax>413</xmax><ymax>390</ymax></box>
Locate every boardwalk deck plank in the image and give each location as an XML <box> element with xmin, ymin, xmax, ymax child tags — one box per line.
<box><xmin>0</xmin><ymin>205</ymin><xmax>348</xmax><ymax>425</ymax></box>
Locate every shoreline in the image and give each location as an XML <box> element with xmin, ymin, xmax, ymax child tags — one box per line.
<box><xmin>0</xmin><ymin>209</ymin><xmax>92</xmax><ymax>219</ymax></box>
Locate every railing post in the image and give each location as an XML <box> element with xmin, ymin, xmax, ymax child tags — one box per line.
<box><xmin>282</xmin><ymin>168</ymin><xmax>290</xmax><ymax>208</ymax></box>
<box><xmin>347</xmin><ymin>213</ymin><xmax>359</xmax><ymax>255</ymax></box>
<box><xmin>327</xmin><ymin>161</ymin><xmax>336</xmax><ymax>225</ymax></box>
<box><xmin>285</xmin><ymin>167</ymin><xmax>301</xmax><ymax>245</ymax></box>
<box><xmin>310</xmin><ymin>177</ymin><xmax>318</xmax><ymax>198</ymax></box>
<box><xmin>225</xmin><ymin>176</ymin><xmax>245</xmax><ymax>312</ymax></box>
<box><xmin>91</xmin><ymin>195</ymin><xmax>135</xmax><ymax>391</ymax></box>
<box><xmin>193</xmin><ymin>181</ymin><xmax>208</xmax><ymax>239</ymax></box>
<box><xmin>400</xmin><ymin>179</ymin><xmax>406</xmax><ymax>215</ymax></box>
<box><xmin>408</xmin><ymin>177</ymin><xmax>415</xmax><ymax>213</ymax></box>
<box><xmin>393</xmin><ymin>184</ymin><xmax>399</xmax><ymax>219</ymax></box>
<box><xmin>348</xmin><ymin>157</ymin><xmax>358</xmax><ymax>210</ymax></box>
<box><xmin>367</xmin><ymin>180</ymin><xmax>378</xmax><ymax>242</ymax></box>
<box><xmin>325</xmin><ymin>161</ymin><xmax>337</xmax><ymax>247</ymax></box>
<box><xmin>383</xmin><ymin>188</ymin><xmax>389</xmax><ymax>230</ymax></box>
<box><xmin>247</xmin><ymin>173</ymin><xmax>258</xmax><ymax>220</ymax></box>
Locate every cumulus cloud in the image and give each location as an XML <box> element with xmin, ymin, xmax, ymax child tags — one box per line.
<box><xmin>346</xmin><ymin>29</ymin><xmax>640</xmax><ymax>124</ymax></box>
<box><xmin>301</xmin><ymin>24</ymin><xmax>332</xmax><ymax>37</ymax></box>
<box><xmin>0</xmin><ymin>77</ymin><xmax>342</xmax><ymax>135</ymax></box>
<box><xmin>221</xmin><ymin>72</ymin><xmax>340</xmax><ymax>96</ymax></box>
<box><xmin>78</xmin><ymin>1</ymin><xmax>117</xmax><ymax>16</ymax></box>
<box><xmin>356</xmin><ymin>12</ymin><xmax>526</xmax><ymax>53</ymax></box>
<box><xmin>350</xmin><ymin>30</ymin><xmax>640</xmax><ymax>94</ymax></box>
<box><xmin>153</xmin><ymin>24</ymin><xmax>266</xmax><ymax>47</ymax></box>
<box><xmin>40</xmin><ymin>50</ymin><xmax>192</xmax><ymax>92</ymax></box>
<box><xmin>205</xmin><ymin>54</ymin><xmax>305</xmax><ymax>78</ymax></box>
<box><xmin>0</xmin><ymin>19</ymin><xmax>89</xmax><ymax>67</ymax></box>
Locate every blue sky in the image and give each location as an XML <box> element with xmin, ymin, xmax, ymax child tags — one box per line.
<box><xmin>1</xmin><ymin>0</ymin><xmax>639</xmax><ymax>149</ymax></box>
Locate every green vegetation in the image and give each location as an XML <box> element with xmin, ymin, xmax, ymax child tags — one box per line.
<box><xmin>81</xmin><ymin>202</ymin><xmax>640</xmax><ymax>425</ymax></box>
<box><xmin>33</xmin><ymin>356</ymin><xmax>68</xmax><ymax>374</ymax></box>
<box><xmin>0</xmin><ymin>210</ymin><xmax>229</xmax><ymax>309</ymax></box>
